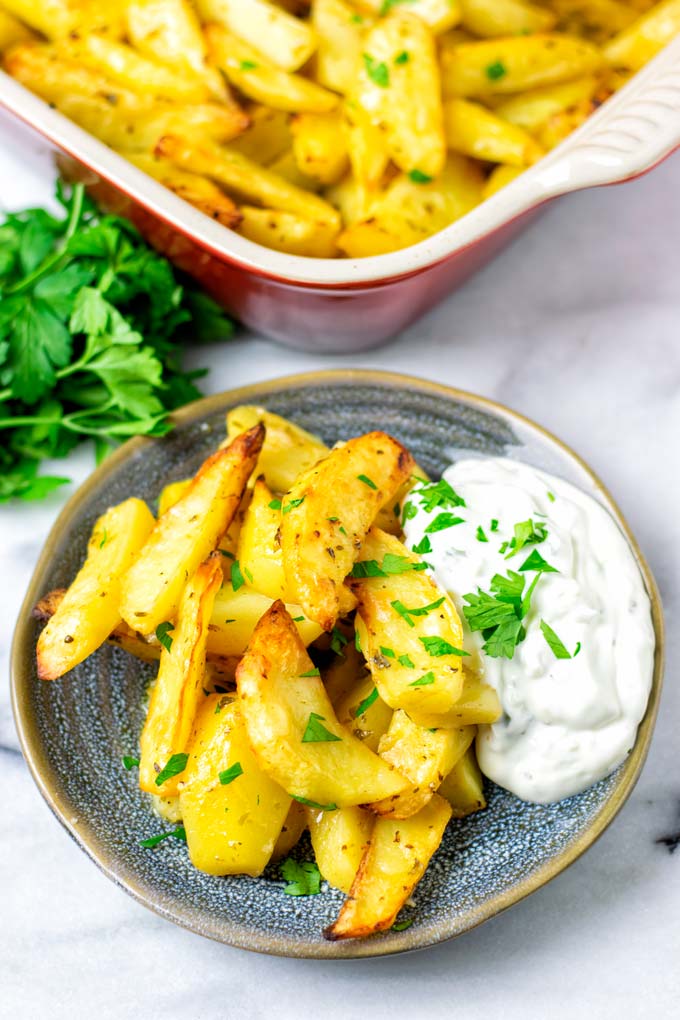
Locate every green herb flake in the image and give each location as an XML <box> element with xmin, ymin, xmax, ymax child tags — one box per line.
<box><xmin>380</xmin><ymin>0</ymin><xmax>414</xmax><ymax>15</ymax></box>
<box><xmin>239</xmin><ymin>60</ymin><xmax>258</xmax><ymax>70</ymax></box>
<box><xmin>402</xmin><ymin>501</ymin><xmax>417</xmax><ymax>522</ymax></box>
<box><xmin>419</xmin><ymin>636</ymin><xmax>469</xmax><ymax>657</ymax></box>
<box><xmin>301</xmin><ymin>712</ymin><xmax>341</xmax><ymax>743</ymax></box>
<box><xmin>363</xmin><ymin>53</ymin><xmax>390</xmax><ymax>88</ymax></box>
<box><xmin>415</xmin><ymin>479</ymin><xmax>466</xmax><ymax>513</ymax></box>
<box><xmin>391</xmin><ymin>596</ymin><xmax>445</xmax><ymax>627</ymax></box>
<box><xmin>353</xmin><ymin>686</ymin><xmax>379</xmax><ymax>718</ymax></box>
<box><xmin>299</xmin><ymin>667</ymin><xmax>321</xmax><ymax>678</ymax></box>
<box><xmin>412</xmin><ymin>535</ymin><xmax>432</xmax><ymax>555</ymax></box>
<box><xmin>424</xmin><ymin>512</ymin><xmax>465</xmax><ymax>534</ymax></box>
<box><xmin>408</xmin><ymin>169</ymin><xmax>432</xmax><ymax>184</ymax></box>
<box><xmin>291</xmin><ymin>795</ymin><xmax>337</xmax><ymax>811</ymax></box>
<box><xmin>486</xmin><ymin>59</ymin><xmax>507</xmax><ymax>80</ymax></box>
<box><xmin>281</xmin><ymin>858</ymin><xmax>322</xmax><ymax>896</ymax></box>
<box><xmin>218</xmin><ymin>762</ymin><xmax>244</xmax><ymax>785</ymax></box>
<box><xmin>155</xmin><ymin>621</ymin><xmax>174</xmax><ymax>653</ymax></box>
<box><xmin>462</xmin><ymin>570</ymin><xmax>531</xmax><ymax>660</ymax></box>
<box><xmin>392</xmin><ymin>917</ymin><xmax>414</xmax><ymax>931</ymax></box>
<box><xmin>268</xmin><ymin>498</ymin><xmax>282</xmax><ymax>510</ymax></box>
<box><xmin>331</xmin><ymin>627</ymin><xmax>348</xmax><ymax>655</ymax></box>
<box><xmin>476</xmin><ymin>526</ymin><xmax>488</xmax><ymax>543</ymax></box>
<box><xmin>282</xmin><ymin>496</ymin><xmax>305</xmax><ymax>515</ymax></box>
<box><xmin>122</xmin><ymin>755</ymin><xmax>139</xmax><ymax>770</ymax></box>
<box><xmin>292</xmin><ymin>615</ymin><xmax>305</xmax><ymax>622</ymax></box>
<box><xmin>490</xmin><ymin>518</ymin><xmax>499</xmax><ymax>532</ymax></box>
<box><xmin>574</xmin><ymin>641</ymin><xmax>582</xmax><ymax>657</ymax></box>
<box><xmin>398</xmin><ymin>653</ymin><xmax>415</xmax><ymax>668</ymax></box>
<box><xmin>379</xmin><ymin>645</ymin><xmax>396</xmax><ymax>658</ymax></box>
<box><xmin>505</xmin><ymin>518</ymin><xmax>548</xmax><ymax>558</ymax></box>
<box><xmin>154</xmin><ymin>751</ymin><xmax>189</xmax><ymax>787</ymax></box>
<box><xmin>219</xmin><ymin>548</ymin><xmax>235</xmax><ymax>560</ymax></box>
<box><xmin>357</xmin><ymin>473</ymin><xmax>378</xmax><ymax>490</ymax></box>
<box><xmin>139</xmin><ymin>826</ymin><xmax>186</xmax><ymax>849</ymax></box>
<box><xmin>231</xmin><ymin>559</ymin><xmax>246</xmax><ymax>591</ymax></box>
<box><xmin>409</xmin><ymin>671</ymin><xmax>435</xmax><ymax>687</ymax></box>
<box><xmin>350</xmin><ymin>554</ymin><xmax>426</xmax><ymax>578</ymax></box>
<box><xmin>518</xmin><ymin>549</ymin><xmax>558</xmax><ymax>574</ymax></box>
<box><xmin>547</xmin><ymin>490</ymin><xmax>556</xmax><ymax>502</ymax></box>
<box><xmin>540</xmin><ymin>620</ymin><xmax>574</xmax><ymax>659</ymax></box>
<box><xmin>395</xmin><ymin>50</ymin><xmax>410</xmax><ymax>65</ymax></box>
<box><xmin>98</xmin><ymin>528</ymin><xmax>108</xmax><ymax>549</ymax></box>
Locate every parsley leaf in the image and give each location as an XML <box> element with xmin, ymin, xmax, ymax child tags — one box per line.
<box><xmin>412</xmin><ymin>536</ymin><xmax>432</xmax><ymax>555</ymax></box>
<box><xmin>419</xmin><ymin>636</ymin><xmax>469</xmax><ymax>657</ymax></box>
<box><xmin>281</xmin><ymin>858</ymin><xmax>322</xmax><ymax>896</ymax></box>
<box><xmin>518</xmin><ymin>549</ymin><xmax>558</xmax><ymax>573</ymax></box>
<box><xmin>476</xmin><ymin>526</ymin><xmax>488</xmax><ymax>543</ymax></box>
<box><xmin>231</xmin><ymin>560</ymin><xmax>247</xmax><ymax>591</ymax></box>
<box><xmin>391</xmin><ymin>596</ymin><xmax>445</xmax><ymax>627</ymax></box>
<box><xmin>424</xmin><ymin>512</ymin><xmax>465</xmax><ymax>534</ymax></box>
<box><xmin>155</xmin><ymin>621</ymin><xmax>174</xmax><ymax>652</ymax></box>
<box><xmin>410</xmin><ymin>671</ymin><xmax>435</xmax><ymax>686</ymax></box>
<box><xmin>505</xmin><ymin>518</ymin><xmax>548</xmax><ymax>558</ymax></box>
<box><xmin>299</xmin><ymin>668</ymin><xmax>321</xmax><ymax>678</ymax></box>
<box><xmin>122</xmin><ymin>755</ymin><xmax>139</xmax><ymax>770</ymax></box>
<box><xmin>363</xmin><ymin>53</ymin><xmax>390</xmax><ymax>87</ymax></box>
<box><xmin>353</xmin><ymin>686</ymin><xmax>379</xmax><ymax>718</ymax></box>
<box><xmin>139</xmin><ymin>826</ymin><xmax>186</xmax><ymax>849</ymax></box>
<box><xmin>155</xmin><ymin>752</ymin><xmax>189</xmax><ymax>787</ymax></box>
<box><xmin>282</xmin><ymin>496</ymin><xmax>305</xmax><ymax>514</ymax></box>
<box><xmin>486</xmin><ymin>60</ymin><xmax>507</xmax><ymax>80</ymax></box>
<box><xmin>357</xmin><ymin>473</ymin><xmax>377</xmax><ymax>490</ymax></box>
<box><xmin>301</xmin><ymin>712</ymin><xmax>341</xmax><ymax>743</ymax></box>
<box><xmin>291</xmin><ymin>795</ymin><xmax>337</xmax><ymax>811</ymax></box>
<box><xmin>414</xmin><ymin>479</ymin><xmax>466</xmax><ymax>513</ymax></box>
<box><xmin>219</xmin><ymin>762</ymin><xmax>244</xmax><ymax>785</ymax></box>
<box><xmin>398</xmin><ymin>653</ymin><xmax>415</xmax><ymax>668</ymax></box>
<box><xmin>409</xmin><ymin>169</ymin><xmax>432</xmax><ymax>184</ymax></box>
<box><xmin>540</xmin><ymin>620</ymin><xmax>575</xmax><ymax>659</ymax></box>
<box><xmin>350</xmin><ymin>555</ymin><xmax>426</xmax><ymax>578</ymax></box>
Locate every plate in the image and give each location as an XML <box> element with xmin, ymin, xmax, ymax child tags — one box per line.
<box><xmin>11</xmin><ymin>370</ymin><xmax>664</xmax><ymax>958</ymax></box>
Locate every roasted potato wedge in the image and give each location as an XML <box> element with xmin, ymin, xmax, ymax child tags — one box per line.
<box><xmin>238</xmin><ymin>206</ymin><xmax>340</xmax><ymax>257</ymax></box>
<box><xmin>120</xmin><ymin>424</ymin><xmax>263</xmax><ymax>635</ymax></box>
<box><xmin>368</xmin><ymin>711</ymin><xmax>475</xmax><ymax>818</ymax></box>
<box><xmin>324</xmin><ymin>794</ymin><xmax>452</xmax><ymax>939</ymax></box>
<box><xmin>350</xmin><ymin>528</ymin><xmax>466</xmax><ymax>715</ymax></box>
<box><xmin>459</xmin><ymin>0</ymin><xmax>555</xmax><ymax>37</ymax></box>
<box><xmin>438</xmin><ymin>745</ymin><xmax>487</xmax><ymax>817</ymax></box>
<box><xmin>313</xmin><ymin>0</ymin><xmax>367</xmax><ymax>93</ymax></box>
<box><xmin>358</xmin><ymin>0</ymin><xmax>462</xmax><ymax>34</ymax></box>
<box><xmin>408</xmin><ymin>674</ymin><xmax>502</xmax><ymax>728</ymax></box>
<box><xmin>604</xmin><ymin>0</ymin><xmax>680</xmax><ymax>69</ymax></box>
<box><xmin>197</xmin><ymin>0</ymin><xmax>317</xmax><ymax>71</ymax></box>
<box><xmin>271</xmin><ymin>801</ymin><xmax>308</xmax><ymax>859</ymax></box>
<box><xmin>226</xmin><ymin>406</ymin><xmax>329</xmax><ymax>492</ymax></box>
<box><xmin>0</xmin><ymin>8</ymin><xmax>34</xmax><ymax>50</ymax></box>
<box><xmin>334</xmin><ymin>673</ymin><xmax>393</xmax><ymax>754</ymax></box>
<box><xmin>179</xmin><ymin>694</ymin><xmax>292</xmax><ymax>875</ymax></box>
<box><xmin>291</xmin><ymin>112</ymin><xmax>349</xmax><ymax>185</ymax></box>
<box><xmin>209</xmin><ymin>583</ymin><xmax>323</xmax><ymax>655</ymax></box>
<box><xmin>139</xmin><ymin>554</ymin><xmax>223</xmax><ymax>795</ymax></box>
<box><xmin>236</xmin><ymin>602</ymin><xmax>410</xmax><ymax>806</ymax></box>
<box><xmin>236</xmin><ymin>477</ymin><xmax>290</xmax><ymax>601</ymax></box>
<box><xmin>444</xmin><ymin>98</ymin><xmax>545</xmax><ymax>166</ymax></box>
<box><xmin>308</xmin><ymin>805</ymin><xmax>375</xmax><ymax>893</ymax></box>
<box><xmin>280</xmin><ymin>432</ymin><xmax>414</xmax><ymax>630</ymax></box>
<box><xmin>127</xmin><ymin>154</ymin><xmax>242</xmax><ymax>227</ymax></box>
<box><xmin>36</xmin><ymin>498</ymin><xmax>155</xmax><ymax>680</ymax></box>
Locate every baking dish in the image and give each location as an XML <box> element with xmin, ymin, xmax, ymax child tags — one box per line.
<box><xmin>1</xmin><ymin>36</ymin><xmax>679</xmax><ymax>352</ymax></box>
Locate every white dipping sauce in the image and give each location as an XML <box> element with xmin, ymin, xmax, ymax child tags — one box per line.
<box><xmin>403</xmin><ymin>458</ymin><xmax>655</xmax><ymax>804</ymax></box>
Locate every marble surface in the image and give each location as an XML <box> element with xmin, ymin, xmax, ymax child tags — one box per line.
<box><xmin>1</xmin><ymin>109</ymin><xmax>679</xmax><ymax>1019</ymax></box>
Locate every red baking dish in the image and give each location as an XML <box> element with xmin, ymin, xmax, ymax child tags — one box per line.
<box><xmin>1</xmin><ymin>38</ymin><xmax>679</xmax><ymax>352</ymax></box>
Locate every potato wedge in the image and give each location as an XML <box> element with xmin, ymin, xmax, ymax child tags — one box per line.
<box><xmin>459</xmin><ymin>0</ymin><xmax>555</xmax><ymax>37</ymax></box>
<box><xmin>280</xmin><ymin>432</ymin><xmax>414</xmax><ymax>631</ymax></box>
<box><xmin>308</xmin><ymin>805</ymin><xmax>374</xmax><ymax>893</ymax></box>
<box><xmin>604</xmin><ymin>0</ymin><xmax>680</xmax><ymax>69</ymax></box>
<box><xmin>271</xmin><ymin>801</ymin><xmax>308</xmax><ymax>859</ymax></box>
<box><xmin>358</xmin><ymin>0</ymin><xmax>462</xmax><ymax>34</ymax></box>
<box><xmin>127</xmin><ymin>154</ymin><xmax>242</xmax><ymax>227</ymax></box>
<box><xmin>156</xmin><ymin>135</ymin><xmax>341</xmax><ymax>228</ymax></box>
<box><xmin>36</xmin><ymin>498</ymin><xmax>155</xmax><ymax>680</ymax></box>
<box><xmin>438</xmin><ymin>745</ymin><xmax>486</xmax><ymax>817</ymax></box>
<box><xmin>205</xmin><ymin>24</ymin><xmax>337</xmax><ymax>114</ymax></box>
<box><xmin>551</xmin><ymin>0</ymin><xmax>637</xmax><ymax>44</ymax></box>
<box><xmin>236</xmin><ymin>477</ymin><xmax>289</xmax><ymax>601</ymax></box>
<box><xmin>342</xmin><ymin>100</ymin><xmax>390</xmax><ymax>198</ymax></box>
<box><xmin>441</xmin><ymin>33</ymin><xmax>604</xmax><ymax>97</ymax></box>
<box><xmin>120</xmin><ymin>424</ymin><xmax>263</xmax><ymax>635</ymax></box>
<box><xmin>350</xmin><ymin>528</ymin><xmax>466</xmax><ymax>715</ymax></box>
<box><xmin>313</xmin><ymin>0</ymin><xmax>367</xmax><ymax>93</ymax></box>
<box><xmin>407</xmin><ymin>675</ymin><xmax>502</xmax><ymax>728</ymax></box>
<box><xmin>139</xmin><ymin>554</ymin><xmax>223</xmax><ymax>795</ymax></box>
<box><xmin>482</xmin><ymin>163</ymin><xmax>523</xmax><ymax>199</ymax></box>
<box><xmin>229</xmin><ymin>104</ymin><xmax>292</xmax><ymax>163</ymax></box>
<box><xmin>444</xmin><ymin>98</ymin><xmax>544</xmax><ymax>166</ymax></box>
<box><xmin>226</xmin><ymin>405</ymin><xmax>329</xmax><ymax>492</ymax></box>
<box><xmin>238</xmin><ymin>206</ymin><xmax>340</xmax><ymax>257</ymax></box>
<box><xmin>493</xmin><ymin>75</ymin><xmax>599</xmax><ymax>131</ymax></box>
<box><xmin>356</xmin><ymin>13</ymin><xmax>446</xmax><ymax>178</ymax></box>
<box><xmin>0</xmin><ymin>0</ymin><xmax>115</xmax><ymax>38</ymax></box>
<box><xmin>197</xmin><ymin>0</ymin><xmax>317</xmax><ymax>71</ymax></box>
<box><xmin>0</xmin><ymin>8</ymin><xmax>34</xmax><ymax>51</ymax></box>
<box><xmin>208</xmin><ymin>583</ymin><xmax>323</xmax><ymax>655</ymax></box>
<box><xmin>334</xmin><ymin>673</ymin><xmax>393</xmax><ymax>753</ymax></box>
<box><xmin>368</xmin><ymin>711</ymin><xmax>475</xmax><ymax>818</ymax></box>
<box><xmin>324</xmin><ymin>794</ymin><xmax>452</xmax><ymax>939</ymax></box>
<box><xmin>322</xmin><ymin>639</ymin><xmax>372</xmax><ymax>707</ymax></box>
<box><xmin>125</xmin><ymin>0</ymin><xmax>227</xmax><ymax>98</ymax></box>
<box><xmin>179</xmin><ymin>694</ymin><xmax>292</xmax><ymax>875</ymax></box>
<box><xmin>236</xmin><ymin>601</ymin><xmax>410</xmax><ymax>806</ymax></box>
<box><xmin>291</xmin><ymin>112</ymin><xmax>349</xmax><ymax>185</ymax></box>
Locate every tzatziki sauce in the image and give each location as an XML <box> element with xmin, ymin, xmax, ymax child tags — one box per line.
<box><xmin>402</xmin><ymin>457</ymin><xmax>655</xmax><ymax>804</ymax></box>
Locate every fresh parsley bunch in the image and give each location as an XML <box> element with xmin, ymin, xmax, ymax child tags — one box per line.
<box><xmin>0</xmin><ymin>180</ymin><xmax>233</xmax><ymax>502</ymax></box>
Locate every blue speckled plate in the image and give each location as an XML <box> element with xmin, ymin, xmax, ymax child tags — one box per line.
<box><xmin>11</xmin><ymin>371</ymin><xmax>664</xmax><ymax>958</ymax></box>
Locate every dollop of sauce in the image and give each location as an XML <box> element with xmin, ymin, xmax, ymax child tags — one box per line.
<box><xmin>403</xmin><ymin>458</ymin><xmax>655</xmax><ymax>804</ymax></box>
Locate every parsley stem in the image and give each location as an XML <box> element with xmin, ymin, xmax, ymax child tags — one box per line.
<box><xmin>6</xmin><ymin>184</ymin><xmax>86</xmax><ymax>296</ymax></box>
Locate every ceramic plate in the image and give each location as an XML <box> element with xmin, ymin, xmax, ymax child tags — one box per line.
<box><xmin>11</xmin><ymin>371</ymin><xmax>664</xmax><ymax>958</ymax></box>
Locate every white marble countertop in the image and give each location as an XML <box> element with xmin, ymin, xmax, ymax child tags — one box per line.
<box><xmin>1</xmin><ymin>110</ymin><xmax>679</xmax><ymax>1019</ymax></box>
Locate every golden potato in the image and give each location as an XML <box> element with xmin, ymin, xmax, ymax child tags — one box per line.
<box><xmin>280</xmin><ymin>432</ymin><xmax>414</xmax><ymax>631</ymax></box>
<box><xmin>408</xmin><ymin>675</ymin><xmax>502</xmax><ymax>728</ymax></box>
<box><xmin>208</xmin><ymin>582</ymin><xmax>323</xmax><ymax>655</ymax></box>
<box><xmin>308</xmin><ymin>805</ymin><xmax>374</xmax><ymax>893</ymax></box>
<box><xmin>334</xmin><ymin>672</ymin><xmax>393</xmax><ymax>753</ymax></box>
<box><xmin>236</xmin><ymin>477</ymin><xmax>288</xmax><ymax>600</ymax></box>
<box><xmin>438</xmin><ymin>745</ymin><xmax>487</xmax><ymax>817</ymax></box>
<box><xmin>604</xmin><ymin>0</ymin><xmax>680</xmax><ymax>69</ymax></box>
<box><xmin>444</xmin><ymin>98</ymin><xmax>545</xmax><ymax>166</ymax></box>
<box><xmin>459</xmin><ymin>0</ymin><xmax>555</xmax><ymax>37</ymax></box>
<box><xmin>271</xmin><ymin>801</ymin><xmax>308</xmax><ymax>859</ymax></box>
<box><xmin>236</xmin><ymin>601</ymin><xmax>410</xmax><ymax>806</ymax></box>
<box><xmin>197</xmin><ymin>0</ymin><xmax>317</xmax><ymax>71</ymax></box>
<box><xmin>36</xmin><ymin>498</ymin><xmax>155</xmax><ymax>680</ymax></box>
<box><xmin>238</xmin><ymin>206</ymin><xmax>340</xmax><ymax>257</ymax></box>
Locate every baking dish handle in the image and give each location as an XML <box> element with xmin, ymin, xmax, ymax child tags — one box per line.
<box><xmin>527</xmin><ymin>35</ymin><xmax>680</xmax><ymax>199</ymax></box>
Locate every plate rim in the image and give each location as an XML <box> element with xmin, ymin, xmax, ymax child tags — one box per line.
<box><xmin>10</xmin><ymin>369</ymin><xmax>665</xmax><ymax>959</ymax></box>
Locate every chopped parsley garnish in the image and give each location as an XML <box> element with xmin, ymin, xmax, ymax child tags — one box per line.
<box><xmin>331</xmin><ymin>627</ymin><xmax>348</xmax><ymax>655</ymax></box>
<box><xmin>139</xmin><ymin>826</ymin><xmax>186</xmax><ymax>849</ymax></box>
<box><xmin>419</xmin><ymin>636</ymin><xmax>469</xmax><ymax>657</ymax></box>
<box><xmin>395</xmin><ymin>50</ymin><xmax>410</xmax><ymax>64</ymax></box>
<box><xmin>239</xmin><ymin>60</ymin><xmax>258</xmax><ymax>71</ymax></box>
<box><xmin>463</xmin><ymin>570</ymin><xmax>536</xmax><ymax>660</ymax></box>
<box><xmin>391</xmin><ymin>595</ymin><xmax>445</xmax><ymax>627</ymax></box>
<box><xmin>350</xmin><ymin>554</ymin><xmax>426</xmax><ymax>578</ymax></box>
<box><xmin>410</xmin><ymin>671</ymin><xmax>435</xmax><ymax>687</ymax></box>
<box><xmin>412</xmin><ymin>535</ymin><xmax>432</xmax><ymax>555</ymax></box>
<box><xmin>363</xmin><ymin>53</ymin><xmax>390</xmax><ymax>88</ymax></box>
<box><xmin>268</xmin><ymin>498</ymin><xmax>282</xmax><ymax>511</ymax></box>
<box><xmin>380</xmin><ymin>0</ymin><xmax>414</xmax><ymax>15</ymax></box>
<box><xmin>392</xmin><ymin>917</ymin><xmax>414</xmax><ymax>931</ymax></box>
<box><xmin>380</xmin><ymin>645</ymin><xmax>395</xmax><ymax>658</ymax></box>
<box><xmin>218</xmin><ymin>762</ymin><xmax>244</xmax><ymax>785</ymax></box>
<box><xmin>540</xmin><ymin>620</ymin><xmax>578</xmax><ymax>660</ymax></box>
<box><xmin>219</xmin><ymin>548</ymin><xmax>235</xmax><ymax>560</ymax></box>
<box><xmin>504</xmin><ymin>518</ymin><xmax>548</xmax><ymax>558</ymax></box>
<box><xmin>154</xmin><ymin>752</ymin><xmax>189</xmax><ymax>787</ymax></box>
<box><xmin>292</xmin><ymin>615</ymin><xmax>305</xmax><ymax>622</ymax></box>
<box><xmin>350</xmin><ymin>12</ymin><xmax>363</xmax><ymax>23</ymax></box>
<box><xmin>353</xmin><ymin>686</ymin><xmax>379</xmax><ymax>718</ymax></box>
<box><xmin>476</xmin><ymin>526</ymin><xmax>488</xmax><ymax>543</ymax></box>
<box><xmin>291</xmin><ymin>795</ymin><xmax>337</xmax><ymax>811</ymax></box>
<box><xmin>301</xmin><ymin>712</ymin><xmax>341</xmax><ymax>742</ymax></box>
<box><xmin>231</xmin><ymin>559</ymin><xmax>246</xmax><ymax>591</ymax></box>
<box><xmin>398</xmin><ymin>653</ymin><xmax>415</xmax><ymax>668</ymax></box>
<box><xmin>547</xmin><ymin>491</ymin><xmax>556</xmax><ymax>502</ymax></box>
<box><xmin>486</xmin><ymin>60</ymin><xmax>507</xmax><ymax>80</ymax></box>
<box><xmin>490</xmin><ymin>518</ymin><xmax>499</xmax><ymax>532</ymax></box>
<box><xmin>282</xmin><ymin>496</ymin><xmax>305</xmax><ymax>515</ymax></box>
<box><xmin>402</xmin><ymin>501</ymin><xmax>417</xmax><ymax>522</ymax></box>
<box><xmin>414</xmin><ymin>478</ymin><xmax>466</xmax><ymax>513</ymax></box>
<box><xmin>244</xmin><ymin>566</ymin><xmax>254</xmax><ymax>584</ymax></box>
<box><xmin>281</xmin><ymin>858</ymin><xmax>321</xmax><ymax>896</ymax></box>
<box><xmin>408</xmin><ymin>169</ymin><xmax>432</xmax><ymax>184</ymax></box>
<box><xmin>424</xmin><ymin>512</ymin><xmax>465</xmax><ymax>534</ymax></box>
<box><xmin>357</xmin><ymin>473</ymin><xmax>378</xmax><ymax>490</ymax></box>
<box><xmin>99</xmin><ymin>528</ymin><xmax>108</xmax><ymax>549</ymax></box>
<box><xmin>155</xmin><ymin>621</ymin><xmax>174</xmax><ymax>652</ymax></box>
<box><xmin>518</xmin><ymin>549</ymin><xmax>557</xmax><ymax>573</ymax></box>
<box><xmin>299</xmin><ymin>667</ymin><xmax>321</xmax><ymax>678</ymax></box>
<box><xmin>122</xmin><ymin>755</ymin><xmax>139</xmax><ymax>770</ymax></box>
